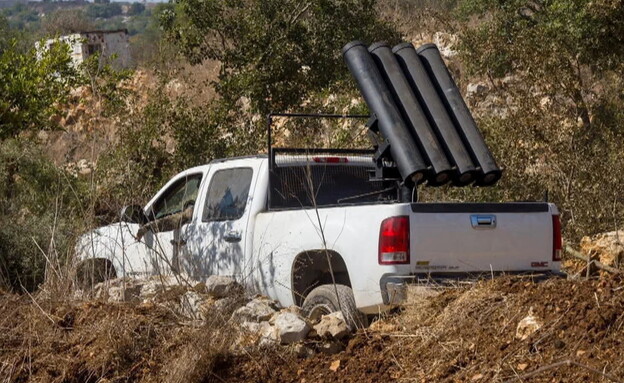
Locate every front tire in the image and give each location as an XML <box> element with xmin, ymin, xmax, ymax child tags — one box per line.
<box><xmin>302</xmin><ymin>284</ymin><xmax>368</xmax><ymax>329</ymax></box>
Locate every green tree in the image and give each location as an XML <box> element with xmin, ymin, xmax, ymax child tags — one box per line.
<box><xmin>128</xmin><ymin>2</ymin><xmax>146</xmax><ymax>16</ymax></box>
<box><xmin>42</xmin><ymin>9</ymin><xmax>94</xmax><ymax>35</ymax></box>
<box><xmin>0</xmin><ymin>35</ymin><xmax>79</xmax><ymax>139</ymax></box>
<box><xmin>86</xmin><ymin>3</ymin><xmax>123</xmax><ymax>19</ymax></box>
<box><xmin>458</xmin><ymin>0</ymin><xmax>624</xmax><ymax>129</ymax></box>
<box><xmin>160</xmin><ymin>0</ymin><xmax>399</xmax><ymax>152</ymax></box>
<box><xmin>454</xmin><ymin>0</ymin><xmax>624</xmax><ymax>240</ymax></box>
<box><xmin>1</xmin><ymin>3</ymin><xmax>41</xmax><ymax>32</ymax></box>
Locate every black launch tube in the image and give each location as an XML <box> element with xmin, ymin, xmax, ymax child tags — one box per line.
<box><xmin>392</xmin><ymin>42</ymin><xmax>477</xmax><ymax>186</ymax></box>
<box><xmin>342</xmin><ymin>41</ymin><xmax>428</xmax><ymax>186</ymax></box>
<box><xmin>368</xmin><ymin>42</ymin><xmax>452</xmax><ymax>186</ymax></box>
<box><xmin>416</xmin><ymin>43</ymin><xmax>502</xmax><ymax>186</ymax></box>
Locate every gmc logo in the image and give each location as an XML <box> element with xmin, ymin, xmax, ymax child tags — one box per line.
<box><xmin>531</xmin><ymin>261</ymin><xmax>549</xmax><ymax>268</ymax></box>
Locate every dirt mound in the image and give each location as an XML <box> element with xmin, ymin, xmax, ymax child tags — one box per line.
<box><xmin>389</xmin><ymin>276</ymin><xmax>624</xmax><ymax>382</ymax></box>
<box><xmin>2</xmin><ymin>276</ymin><xmax>623</xmax><ymax>382</ymax></box>
<box><xmin>0</xmin><ymin>291</ymin><xmax>237</xmax><ymax>383</ymax></box>
<box><xmin>213</xmin><ymin>335</ymin><xmax>397</xmax><ymax>383</ymax></box>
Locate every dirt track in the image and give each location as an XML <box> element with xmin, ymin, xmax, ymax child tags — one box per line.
<box><xmin>1</xmin><ymin>276</ymin><xmax>623</xmax><ymax>382</ymax></box>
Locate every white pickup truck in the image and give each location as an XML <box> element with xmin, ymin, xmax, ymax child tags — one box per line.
<box><xmin>77</xmin><ymin>150</ymin><xmax>562</xmax><ymax>325</ymax></box>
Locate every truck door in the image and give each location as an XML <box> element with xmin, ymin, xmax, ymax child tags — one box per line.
<box><xmin>143</xmin><ymin>172</ymin><xmax>203</xmax><ymax>275</ymax></box>
<box><xmin>184</xmin><ymin>165</ymin><xmax>255</xmax><ymax>279</ymax></box>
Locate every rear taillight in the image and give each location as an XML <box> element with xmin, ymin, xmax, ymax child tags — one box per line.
<box><xmin>379</xmin><ymin>216</ymin><xmax>410</xmax><ymax>265</ymax></box>
<box><xmin>552</xmin><ymin>215</ymin><xmax>562</xmax><ymax>261</ymax></box>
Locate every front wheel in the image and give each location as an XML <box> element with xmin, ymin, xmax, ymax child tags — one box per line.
<box><xmin>302</xmin><ymin>284</ymin><xmax>368</xmax><ymax>329</ymax></box>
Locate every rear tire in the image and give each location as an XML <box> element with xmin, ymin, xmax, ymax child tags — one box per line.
<box><xmin>302</xmin><ymin>284</ymin><xmax>368</xmax><ymax>329</ymax></box>
<box><xmin>76</xmin><ymin>258</ymin><xmax>116</xmax><ymax>290</ymax></box>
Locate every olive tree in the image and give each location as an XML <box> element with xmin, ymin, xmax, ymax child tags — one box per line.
<box><xmin>454</xmin><ymin>0</ymin><xmax>624</xmax><ymax>240</ymax></box>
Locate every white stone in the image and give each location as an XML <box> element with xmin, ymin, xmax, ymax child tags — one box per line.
<box><xmin>108</xmin><ymin>285</ymin><xmax>142</xmax><ymax>302</ymax></box>
<box><xmin>466</xmin><ymin>82</ymin><xmax>489</xmax><ymax>98</ymax></box>
<box><xmin>516</xmin><ymin>310</ymin><xmax>541</xmax><ymax>340</ymax></box>
<box><xmin>273</xmin><ymin>312</ymin><xmax>310</xmax><ymax>344</ymax></box>
<box><xmin>213</xmin><ymin>297</ymin><xmax>239</xmax><ymax>312</ymax></box>
<box><xmin>313</xmin><ymin>311</ymin><xmax>350</xmax><ymax>340</ymax></box>
<box><xmin>231</xmin><ymin>298</ymin><xmax>277</xmax><ymax>323</ymax></box>
<box><xmin>240</xmin><ymin>321</ymin><xmax>263</xmax><ymax>333</ymax></box>
<box><xmin>205</xmin><ymin>275</ymin><xmax>240</xmax><ymax>298</ymax></box>
<box><xmin>180</xmin><ymin>291</ymin><xmax>204</xmax><ymax>320</ymax></box>
<box><xmin>433</xmin><ymin>31</ymin><xmax>458</xmax><ymax>57</ymax></box>
<box><xmin>259</xmin><ymin>323</ymin><xmax>280</xmax><ymax>347</ymax></box>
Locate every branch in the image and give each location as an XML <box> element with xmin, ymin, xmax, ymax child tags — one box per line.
<box><xmin>565</xmin><ymin>245</ymin><xmax>622</xmax><ymax>275</ymax></box>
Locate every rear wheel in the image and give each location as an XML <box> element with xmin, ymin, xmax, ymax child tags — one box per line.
<box><xmin>302</xmin><ymin>284</ymin><xmax>368</xmax><ymax>329</ymax></box>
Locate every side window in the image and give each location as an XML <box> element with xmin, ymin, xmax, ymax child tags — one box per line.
<box><xmin>151</xmin><ymin>174</ymin><xmax>203</xmax><ymax>220</ymax></box>
<box><xmin>203</xmin><ymin>168</ymin><xmax>253</xmax><ymax>222</ymax></box>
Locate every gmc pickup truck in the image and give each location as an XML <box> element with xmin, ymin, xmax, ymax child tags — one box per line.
<box><xmin>77</xmin><ymin>41</ymin><xmax>564</xmax><ymax>326</ymax></box>
<box><xmin>76</xmin><ymin>149</ymin><xmax>562</xmax><ymax>326</ymax></box>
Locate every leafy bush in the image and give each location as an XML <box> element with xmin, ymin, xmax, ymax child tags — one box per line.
<box><xmin>41</xmin><ymin>9</ymin><xmax>93</xmax><ymax>36</ymax></box>
<box><xmin>94</xmin><ymin>76</ymin><xmax>230</xmax><ymax>220</ymax></box>
<box><xmin>0</xmin><ymin>33</ymin><xmax>79</xmax><ymax>139</ymax></box>
<box><xmin>0</xmin><ymin>139</ymin><xmax>89</xmax><ymax>291</ymax></box>
<box><xmin>450</xmin><ymin>0</ymin><xmax>624</xmax><ymax>241</ymax></box>
<box><xmin>86</xmin><ymin>3</ymin><xmax>122</xmax><ymax>19</ymax></box>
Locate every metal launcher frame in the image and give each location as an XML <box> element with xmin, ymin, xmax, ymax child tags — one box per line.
<box><xmin>266</xmin><ymin>41</ymin><xmax>502</xmax><ymax>208</ymax></box>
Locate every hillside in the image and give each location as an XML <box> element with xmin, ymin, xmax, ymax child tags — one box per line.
<box><xmin>2</xmin><ymin>1</ymin><xmax>624</xmax><ymax>381</ymax></box>
<box><xmin>2</xmin><ymin>275</ymin><xmax>623</xmax><ymax>382</ymax></box>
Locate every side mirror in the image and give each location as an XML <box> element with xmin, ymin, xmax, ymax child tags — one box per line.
<box><xmin>120</xmin><ymin>205</ymin><xmax>148</xmax><ymax>225</ymax></box>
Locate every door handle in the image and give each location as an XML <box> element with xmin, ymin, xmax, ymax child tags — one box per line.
<box><xmin>224</xmin><ymin>231</ymin><xmax>242</xmax><ymax>243</ymax></box>
<box><xmin>470</xmin><ymin>215</ymin><xmax>496</xmax><ymax>229</ymax></box>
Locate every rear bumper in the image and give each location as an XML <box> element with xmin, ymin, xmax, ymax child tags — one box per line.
<box><xmin>379</xmin><ymin>271</ymin><xmax>566</xmax><ymax>306</ymax></box>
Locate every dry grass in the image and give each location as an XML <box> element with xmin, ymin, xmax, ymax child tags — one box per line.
<box><xmin>376</xmin><ymin>276</ymin><xmax>624</xmax><ymax>382</ymax></box>
<box><xmin>0</xmin><ymin>287</ymin><xmax>242</xmax><ymax>383</ymax></box>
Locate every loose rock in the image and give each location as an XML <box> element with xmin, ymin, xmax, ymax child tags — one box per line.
<box><xmin>272</xmin><ymin>312</ymin><xmax>310</xmax><ymax>344</ymax></box>
<box><xmin>516</xmin><ymin>309</ymin><xmax>541</xmax><ymax>340</ymax></box>
<box><xmin>259</xmin><ymin>322</ymin><xmax>280</xmax><ymax>347</ymax></box>
<box><xmin>580</xmin><ymin>230</ymin><xmax>624</xmax><ymax>268</ymax></box>
<box><xmin>213</xmin><ymin>296</ymin><xmax>241</xmax><ymax>313</ymax></box>
<box><xmin>179</xmin><ymin>291</ymin><xmax>205</xmax><ymax>320</ymax></box>
<box><xmin>313</xmin><ymin>311</ymin><xmax>351</xmax><ymax>340</ymax></box>
<box><xmin>466</xmin><ymin>82</ymin><xmax>489</xmax><ymax>99</ymax></box>
<box><xmin>205</xmin><ymin>275</ymin><xmax>241</xmax><ymax>298</ymax></box>
<box><xmin>231</xmin><ymin>298</ymin><xmax>277</xmax><ymax>323</ymax></box>
<box><xmin>107</xmin><ymin>285</ymin><xmax>142</xmax><ymax>302</ymax></box>
<box><xmin>293</xmin><ymin>343</ymin><xmax>314</xmax><ymax>358</ymax></box>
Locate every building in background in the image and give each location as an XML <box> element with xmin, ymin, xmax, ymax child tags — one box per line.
<box><xmin>38</xmin><ymin>29</ymin><xmax>130</xmax><ymax>69</ymax></box>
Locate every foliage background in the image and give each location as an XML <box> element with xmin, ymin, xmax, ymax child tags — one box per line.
<box><xmin>2</xmin><ymin>0</ymin><xmax>624</xmax><ymax>290</ymax></box>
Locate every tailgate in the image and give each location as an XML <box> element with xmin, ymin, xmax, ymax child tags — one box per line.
<box><xmin>409</xmin><ymin>202</ymin><xmax>559</xmax><ymax>273</ymax></box>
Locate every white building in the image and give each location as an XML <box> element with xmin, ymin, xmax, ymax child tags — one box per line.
<box><xmin>39</xmin><ymin>29</ymin><xmax>131</xmax><ymax>69</ymax></box>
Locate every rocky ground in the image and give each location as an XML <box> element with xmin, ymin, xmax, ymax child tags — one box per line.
<box><xmin>1</xmin><ymin>272</ymin><xmax>624</xmax><ymax>383</ymax></box>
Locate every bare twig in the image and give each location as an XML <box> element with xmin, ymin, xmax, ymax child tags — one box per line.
<box><xmin>566</xmin><ymin>245</ymin><xmax>622</xmax><ymax>275</ymax></box>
